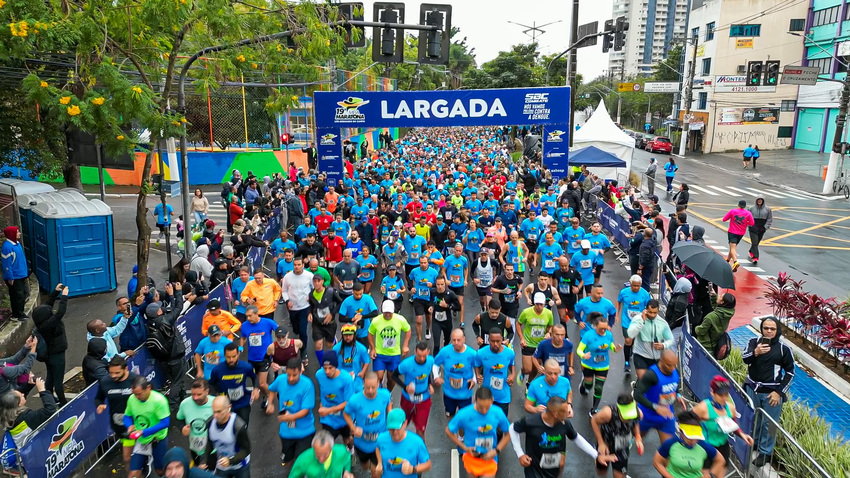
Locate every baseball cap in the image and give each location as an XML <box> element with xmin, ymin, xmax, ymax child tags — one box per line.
<box><xmin>387</xmin><ymin>264</ymin><xmax>398</xmax><ymax>271</ymax></box>
<box><xmin>617</xmin><ymin>400</ymin><xmax>639</xmax><ymax>420</ymax></box>
<box><xmin>533</xmin><ymin>292</ymin><xmax>546</xmax><ymax>305</ymax></box>
<box><xmin>382</xmin><ymin>300</ymin><xmax>395</xmax><ymax>313</ymax></box>
<box><xmin>486</xmin><ymin>232</ymin><xmax>495</xmax><ymax>237</ymax></box>
<box><xmin>322</xmin><ymin>350</ymin><xmax>339</xmax><ymax>368</ymax></box>
<box><xmin>386</xmin><ymin>409</ymin><xmax>406</xmax><ymax>430</ymax></box>
<box><xmin>341</xmin><ymin>324</ymin><xmax>357</xmax><ymax>335</ymax></box>
<box><xmin>207</xmin><ymin>325</ymin><xmax>222</xmax><ymax>336</ymax></box>
<box><xmin>678</xmin><ymin>423</ymin><xmax>706</xmax><ymax>440</ymax></box>
<box><xmin>274</xmin><ymin>326</ymin><xmax>289</xmax><ymax>337</ymax></box>
<box><xmin>145</xmin><ymin>302</ymin><xmax>162</xmax><ymax>319</ymax></box>
<box><xmin>581</xmin><ymin>239</ymin><xmax>591</xmax><ymax>249</ymax></box>
<box><xmin>206</xmin><ymin>299</ymin><xmax>221</xmax><ymax>310</ymax></box>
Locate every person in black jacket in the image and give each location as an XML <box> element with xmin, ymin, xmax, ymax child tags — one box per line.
<box><xmin>0</xmin><ymin>376</ymin><xmax>57</xmax><ymax>447</ymax></box>
<box><xmin>428</xmin><ymin>277</ymin><xmax>461</xmax><ymax>355</ymax></box>
<box><xmin>183</xmin><ymin>270</ymin><xmax>207</xmax><ymax>306</ymax></box>
<box><xmin>82</xmin><ymin>338</ymin><xmax>108</xmax><ymax>386</ymax></box>
<box><xmin>637</xmin><ymin>228</ymin><xmax>656</xmax><ymax>292</ymax></box>
<box><xmin>145</xmin><ymin>282</ymin><xmax>187</xmax><ymax>411</ymax></box>
<box><xmin>309</xmin><ymin>277</ymin><xmax>344</xmax><ymax>364</ymax></box>
<box><xmin>95</xmin><ymin>355</ymin><xmax>137</xmax><ymax>472</ymax></box>
<box><xmin>354</xmin><ymin>215</ymin><xmax>376</xmax><ymax>252</ymax></box>
<box><xmin>743</xmin><ymin>317</ymin><xmax>795</xmax><ymax>467</ymax></box>
<box><xmin>672</xmin><ymin>183</ymin><xmax>690</xmax><ymax>209</ymax></box>
<box><xmin>33</xmin><ymin>283</ymin><xmax>69</xmax><ymax>405</ymax></box>
<box><xmin>627</xmin><ymin>225</ymin><xmax>644</xmax><ymax>275</ymax></box>
<box><xmin>301</xmin><ymin>142</ymin><xmax>318</xmax><ymax>171</ymax></box>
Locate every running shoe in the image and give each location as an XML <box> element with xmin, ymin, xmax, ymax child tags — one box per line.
<box><xmin>732</xmin><ymin>261</ymin><xmax>740</xmax><ymax>272</ymax></box>
<box><xmin>425</xmin><ymin>328</ymin><xmax>432</xmax><ymax>339</ymax></box>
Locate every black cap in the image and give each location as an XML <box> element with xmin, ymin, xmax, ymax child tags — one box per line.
<box><xmin>206</xmin><ymin>299</ymin><xmax>221</xmax><ymax>310</ymax></box>
<box><xmin>275</xmin><ymin>326</ymin><xmax>289</xmax><ymax>337</ymax></box>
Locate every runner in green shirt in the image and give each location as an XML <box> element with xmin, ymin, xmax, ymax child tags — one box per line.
<box><xmin>289</xmin><ymin>430</ymin><xmax>353</xmax><ymax>478</ymax></box>
<box><xmin>368</xmin><ymin>300</ymin><xmax>412</xmax><ymax>392</ymax></box>
<box><xmin>124</xmin><ymin>376</ymin><xmax>171</xmax><ymax>478</ymax></box>
<box><xmin>517</xmin><ymin>293</ymin><xmax>554</xmax><ymax>390</ymax></box>
<box><xmin>307</xmin><ymin>259</ymin><xmax>332</xmax><ymax>287</ymax></box>
<box><xmin>176</xmin><ymin>378</ymin><xmax>215</xmax><ymax>466</ymax></box>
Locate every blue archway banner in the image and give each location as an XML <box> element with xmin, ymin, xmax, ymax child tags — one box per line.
<box><xmin>313</xmin><ymin>87</ymin><xmax>570</xmax><ymax>182</ymax></box>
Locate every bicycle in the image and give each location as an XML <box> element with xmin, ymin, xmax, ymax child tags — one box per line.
<box><xmin>833</xmin><ymin>169</ymin><xmax>850</xmax><ymax>199</ymax></box>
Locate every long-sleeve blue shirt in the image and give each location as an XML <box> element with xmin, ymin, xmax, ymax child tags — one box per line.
<box><xmin>1</xmin><ymin>240</ymin><xmax>27</xmax><ymax>280</ymax></box>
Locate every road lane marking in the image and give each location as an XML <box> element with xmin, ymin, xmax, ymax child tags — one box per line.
<box><xmin>741</xmin><ymin>187</ymin><xmax>784</xmax><ymax>199</ymax></box>
<box><xmin>761</xmin><ymin>215</ymin><xmax>850</xmax><ymax>245</ymax></box>
<box><xmin>707</xmin><ymin>185</ymin><xmax>739</xmax><ymax>196</ymax></box>
<box><xmin>687</xmin><ymin>185</ymin><xmax>719</xmax><ymax>195</ymax></box>
<box><xmin>451</xmin><ymin>449</ymin><xmax>459</xmax><ymax>478</ymax></box>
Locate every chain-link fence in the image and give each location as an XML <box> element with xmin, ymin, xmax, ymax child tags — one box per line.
<box><xmin>181</xmin><ymin>84</ymin><xmax>279</xmax><ymax>151</ymax></box>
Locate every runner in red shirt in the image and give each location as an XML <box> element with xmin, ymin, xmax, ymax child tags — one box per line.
<box><xmin>314</xmin><ymin>208</ymin><xmax>334</xmax><ymax>238</ymax></box>
<box><xmin>322</xmin><ymin>229</ymin><xmax>346</xmax><ymax>267</ymax></box>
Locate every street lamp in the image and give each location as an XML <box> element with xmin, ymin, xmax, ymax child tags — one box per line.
<box><xmin>674</xmin><ymin>37</ymin><xmax>699</xmax><ymax>156</ymax></box>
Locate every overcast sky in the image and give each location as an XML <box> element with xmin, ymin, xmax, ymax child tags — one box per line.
<box><xmin>357</xmin><ymin>0</ymin><xmax>615</xmax><ymax>81</ymax></box>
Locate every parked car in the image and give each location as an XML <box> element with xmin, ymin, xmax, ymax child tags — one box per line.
<box><xmin>645</xmin><ymin>136</ymin><xmax>672</xmax><ymax>153</ymax></box>
<box><xmin>637</xmin><ymin>134</ymin><xmax>654</xmax><ymax>149</ymax></box>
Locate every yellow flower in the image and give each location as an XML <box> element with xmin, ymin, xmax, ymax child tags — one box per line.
<box><xmin>236</xmin><ymin>55</ymin><xmax>245</xmax><ymax>63</ymax></box>
<box><xmin>59</xmin><ymin>96</ymin><xmax>71</xmax><ymax>105</ymax></box>
<box><xmin>117</xmin><ymin>135</ymin><xmax>125</xmax><ymax>141</ymax></box>
<box><xmin>276</xmin><ymin>44</ymin><xmax>282</xmax><ymax>52</ymax></box>
<box><xmin>251</xmin><ymin>63</ymin><xmax>258</xmax><ymax>69</ymax></box>
<box><xmin>92</xmin><ymin>97</ymin><xmax>105</xmax><ymax>105</ymax></box>
<box><xmin>0</xmin><ymin>0</ymin><xmax>6</xmax><ymax>9</ymax></box>
<box><xmin>163</xmin><ymin>52</ymin><xmax>170</xmax><ymax>60</ymax></box>
<box><xmin>40</xmin><ymin>81</ymin><xmax>48</xmax><ymax>88</ymax></box>
<box><xmin>325</xmin><ymin>39</ymin><xmax>331</xmax><ymax>46</ymax></box>
<box><xmin>132</xmin><ymin>86</ymin><xmax>142</xmax><ymax>94</ymax></box>
<box><xmin>287</xmin><ymin>48</ymin><xmax>293</xmax><ymax>54</ymax></box>
<box><xmin>180</xmin><ymin>117</ymin><xmax>187</xmax><ymax>123</ymax></box>
<box><xmin>171</xmin><ymin>120</ymin><xmax>181</xmax><ymax>126</ymax></box>
<box><xmin>291</xmin><ymin>95</ymin><xmax>298</xmax><ymax>102</ymax></box>
<box><xmin>67</xmin><ymin>105</ymin><xmax>81</xmax><ymax>116</ymax></box>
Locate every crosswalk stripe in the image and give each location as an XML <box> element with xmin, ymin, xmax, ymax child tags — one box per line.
<box><xmin>758</xmin><ymin>275</ymin><xmax>774</xmax><ymax>280</ymax></box>
<box><xmin>672</xmin><ymin>183</ymin><xmax>697</xmax><ymax>194</ymax></box>
<box><xmin>706</xmin><ymin>185</ymin><xmax>738</xmax><ymax>196</ymax></box>
<box><xmin>687</xmin><ymin>184</ymin><xmax>719</xmax><ymax>195</ymax></box>
<box><xmin>744</xmin><ymin>266</ymin><xmax>765</xmax><ymax>272</ymax></box>
<box><xmin>741</xmin><ymin>187</ymin><xmax>784</xmax><ymax>199</ymax></box>
<box><xmin>725</xmin><ymin>186</ymin><xmax>760</xmax><ymax>198</ymax></box>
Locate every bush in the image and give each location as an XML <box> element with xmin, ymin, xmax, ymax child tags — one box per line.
<box><xmin>721</xmin><ymin>347</ymin><xmax>850</xmax><ymax>477</ymax></box>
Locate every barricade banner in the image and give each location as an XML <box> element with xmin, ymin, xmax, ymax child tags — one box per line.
<box><xmin>681</xmin><ymin>321</ymin><xmax>754</xmax><ymax>472</ymax></box>
<box><xmin>176</xmin><ymin>284</ymin><xmax>226</xmax><ymax>361</ymax></box>
<box><xmin>19</xmin><ymin>384</ymin><xmax>112</xmax><ymax>478</ymax></box>
<box><xmin>598</xmin><ymin>201</ymin><xmax>632</xmax><ymax>250</ymax></box>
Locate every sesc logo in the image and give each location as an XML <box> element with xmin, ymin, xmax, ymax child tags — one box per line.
<box><xmin>320</xmin><ymin>133</ymin><xmax>338</xmax><ymax>146</ymax></box>
<box><xmin>547</xmin><ymin>130</ymin><xmax>565</xmax><ymax>142</ymax></box>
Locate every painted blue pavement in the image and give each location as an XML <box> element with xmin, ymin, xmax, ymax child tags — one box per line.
<box><xmin>729</xmin><ymin>326</ymin><xmax>850</xmax><ymax>441</ymax></box>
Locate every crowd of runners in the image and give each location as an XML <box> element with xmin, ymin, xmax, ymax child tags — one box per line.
<box><xmin>2</xmin><ymin>126</ymin><xmax>770</xmax><ymax>478</ymax></box>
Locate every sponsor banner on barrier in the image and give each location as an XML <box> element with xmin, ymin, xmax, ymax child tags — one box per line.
<box><xmin>598</xmin><ymin>202</ymin><xmax>632</xmax><ymax>250</ymax></box>
<box><xmin>542</xmin><ymin>123</ymin><xmax>570</xmax><ymax>181</ymax></box>
<box><xmin>681</xmin><ymin>321</ymin><xmax>754</xmax><ymax>473</ymax></box>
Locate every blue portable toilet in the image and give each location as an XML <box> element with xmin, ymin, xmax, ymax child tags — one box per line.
<box><xmin>30</xmin><ymin>199</ymin><xmax>116</xmax><ymax>297</ymax></box>
<box><xmin>16</xmin><ymin>189</ymin><xmax>87</xmax><ymax>271</ymax></box>
<box><xmin>0</xmin><ymin>179</ymin><xmax>55</xmax><ymax>270</ymax></box>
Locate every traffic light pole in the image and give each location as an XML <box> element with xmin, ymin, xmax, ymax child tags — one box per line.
<box><xmin>824</xmin><ymin>76</ymin><xmax>850</xmax><ymax>194</ymax></box>
<box><xmin>678</xmin><ymin>38</ymin><xmax>698</xmax><ymax>157</ymax></box>
<box><xmin>568</xmin><ymin>0</ymin><xmax>579</xmax><ymax>147</ymax></box>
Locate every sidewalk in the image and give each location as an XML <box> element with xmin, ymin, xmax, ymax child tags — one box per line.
<box><xmin>686</xmin><ymin>149</ymin><xmax>830</xmax><ymax>194</ymax></box>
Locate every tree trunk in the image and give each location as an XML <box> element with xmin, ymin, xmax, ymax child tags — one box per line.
<box><xmin>63</xmin><ymin>163</ymin><xmax>82</xmax><ymax>190</ymax></box>
<box><xmin>134</xmin><ymin>145</ymin><xmax>156</xmax><ymax>296</ymax></box>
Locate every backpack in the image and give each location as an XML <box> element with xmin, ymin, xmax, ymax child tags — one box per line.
<box><xmin>145</xmin><ymin>320</ymin><xmax>175</xmax><ymax>361</ymax></box>
<box><xmin>32</xmin><ymin>329</ymin><xmax>49</xmax><ymax>362</ymax></box>
<box><xmin>713</xmin><ymin>332</ymin><xmax>732</xmax><ymax>361</ymax></box>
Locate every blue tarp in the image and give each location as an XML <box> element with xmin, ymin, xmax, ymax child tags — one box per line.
<box><xmin>569</xmin><ymin>145</ymin><xmax>627</xmax><ymax>168</ymax></box>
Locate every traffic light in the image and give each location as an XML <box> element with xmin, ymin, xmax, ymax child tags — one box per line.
<box><xmin>613</xmin><ymin>16</ymin><xmax>629</xmax><ymax>52</ymax></box>
<box><xmin>372</xmin><ymin>3</ymin><xmax>405</xmax><ymax>63</ymax></box>
<box><xmin>747</xmin><ymin>61</ymin><xmax>763</xmax><ymax>86</ymax></box>
<box><xmin>281</xmin><ymin>133</ymin><xmax>295</xmax><ymax>145</ymax></box>
<box><xmin>418</xmin><ymin>4</ymin><xmax>452</xmax><ymax>65</ymax></box>
<box><xmin>338</xmin><ymin>3</ymin><xmax>365</xmax><ymax>48</ymax></box>
<box><xmin>764</xmin><ymin>60</ymin><xmax>780</xmax><ymax>85</ymax></box>
<box><xmin>602</xmin><ymin>19</ymin><xmax>614</xmax><ymax>53</ymax></box>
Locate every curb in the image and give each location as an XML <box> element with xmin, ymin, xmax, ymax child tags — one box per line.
<box><xmin>0</xmin><ymin>275</ymin><xmax>42</xmax><ymax>357</ymax></box>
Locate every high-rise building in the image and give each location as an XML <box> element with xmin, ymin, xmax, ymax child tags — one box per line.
<box><xmin>608</xmin><ymin>0</ymin><xmax>688</xmax><ymax>77</ymax></box>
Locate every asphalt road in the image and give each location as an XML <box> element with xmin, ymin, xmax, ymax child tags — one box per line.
<box><xmin>630</xmin><ymin>148</ymin><xmax>850</xmax><ymax>300</ymax></box>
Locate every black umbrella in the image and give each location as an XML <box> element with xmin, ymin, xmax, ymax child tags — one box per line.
<box><xmin>671</xmin><ymin>242</ymin><xmax>736</xmax><ymax>289</ymax></box>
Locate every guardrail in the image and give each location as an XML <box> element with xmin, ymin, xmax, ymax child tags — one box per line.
<box><xmin>749</xmin><ymin>407</ymin><xmax>833</xmax><ymax>478</ymax></box>
<box><xmin>7</xmin><ymin>206</ymin><xmax>284</xmax><ymax>478</ymax></box>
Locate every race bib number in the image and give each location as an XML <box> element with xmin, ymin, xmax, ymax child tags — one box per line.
<box><xmin>410</xmin><ymin>252</ymin><xmax>420</xmax><ymax>259</ymax></box>
<box><xmin>716</xmin><ymin>416</ymin><xmax>740</xmax><ymax>434</ymax></box>
<box><xmin>434</xmin><ymin>311</ymin><xmax>447</xmax><ymax>322</ymax></box>
<box><xmin>504</xmin><ymin>293</ymin><xmax>516</xmax><ymax>303</ymax></box>
<box><xmin>249</xmin><ymin>335</ymin><xmax>262</xmax><ymax>347</ymax></box>
<box><xmin>489</xmin><ymin>376</ymin><xmax>504</xmax><ymax>390</ymax></box>
<box><xmin>189</xmin><ymin>434</ymin><xmax>208</xmax><ymax>453</ymax></box>
<box><xmin>593</xmin><ymin>354</ymin><xmax>605</xmax><ymax>363</ymax></box>
<box><xmin>228</xmin><ymin>387</ymin><xmax>244</xmax><ymax>401</ymax></box>
<box><xmin>449</xmin><ymin>377</ymin><xmax>463</xmax><ymax>389</ymax></box>
<box><xmin>317</xmin><ymin>307</ymin><xmax>330</xmax><ymax>319</ymax></box>
<box><xmin>531</xmin><ymin>326</ymin><xmax>545</xmax><ymax>338</ymax></box>
<box><xmin>528</xmin><ymin>233</ymin><xmax>538</xmax><ymax>241</ymax></box>
<box><xmin>288</xmin><ymin>420</ymin><xmax>296</xmax><ymax>428</ymax></box>
<box><xmin>540</xmin><ymin>453</ymin><xmax>561</xmax><ymax>469</ymax></box>
<box><xmin>133</xmin><ymin>441</ymin><xmax>152</xmax><ymax>456</ymax></box>
<box><xmin>627</xmin><ymin>310</ymin><xmax>640</xmax><ymax>320</ymax></box>
<box><xmin>412</xmin><ymin>393</ymin><xmax>424</xmax><ymax>403</ymax></box>
<box><xmin>475</xmin><ymin>437</ymin><xmax>494</xmax><ymax>451</ymax></box>
<box><xmin>383</xmin><ymin>336</ymin><xmax>397</xmax><ymax>349</ymax></box>
<box><xmin>544</xmin><ymin>260</ymin><xmax>555</xmax><ymax>269</ymax></box>
<box><xmin>112</xmin><ymin>413</ymin><xmax>123</xmax><ymax>426</ymax></box>
<box><xmin>363</xmin><ymin>432</ymin><xmax>378</xmax><ymax>442</ymax></box>
<box><xmin>580</xmin><ymin>259</ymin><xmax>592</xmax><ymax>269</ymax></box>
<box><xmin>445</xmin><ymin>211</ymin><xmax>452</xmax><ymax>220</ymax></box>
<box><xmin>450</xmin><ymin>274</ymin><xmax>461</xmax><ymax>284</ymax></box>
<box><xmin>417</xmin><ymin>287</ymin><xmax>429</xmax><ymax>297</ymax></box>
<box><xmin>659</xmin><ymin>393</ymin><xmax>676</xmax><ymax>406</ymax></box>
<box><xmin>512</xmin><ymin>257</ymin><xmax>519</xmax><ymax>264</ymax></box>
<box><xmin>388</xmin><ymin>290</ymin><xmax>398</xmax><ymax>300</ymax></box>
<box><xmin>343</xmin><ymin>280</ymin><xmax>354</xmax><ymax>290</ymax></box>
<box><xmin>571</xmin><ymin>241</ymin><xmax>580</xmax><ymax>249</ymax></box>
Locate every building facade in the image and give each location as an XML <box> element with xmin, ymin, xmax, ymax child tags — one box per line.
<box><xmin>609</xmin><ymin>0</ymin><xmax>688</xmax><ymax>77</ymax></box>
<box><xmin>793</xmin><ymin>0</ymin><xmax>849</xmax><ymax>153</ymax></box>
<box><xmin>680</xmin><ymin>0</ymin><xmax>806</xmax><ymax>153</ymax></box>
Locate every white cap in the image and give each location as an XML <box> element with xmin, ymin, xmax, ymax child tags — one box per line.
<box><xmin>581</xmin><ymin>239</ymin><xmax>591</xmax><ymax>249</ymax></box>
<box><xmin>533</xmin><ymin>292</ymin><xmax>546</xmax><ymax>305</ymax></box>
<box><xmin>382</xmin><ymin>300</ymin><xmax>395</xmax><ymax>313</ymax></box>
<box><xmin>394</xmin><ymin>221</ymin><xmax>403</xmax><ymax>226</ymax></box>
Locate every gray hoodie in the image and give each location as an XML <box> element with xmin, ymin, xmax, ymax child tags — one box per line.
<box><xmin>748</xmin><ymin>197</ymin><xmax>772</xmax><ymax>233</ymax></box>
<box><xmin>190</xmin><ymin>244</ymin><xmax>214</xmax><ymax>280</ymax></box>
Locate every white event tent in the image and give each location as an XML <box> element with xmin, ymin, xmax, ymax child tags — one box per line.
<box><xmin>572</xmin><ymin>101</ymin><xmax>635</xmax><ymax>181</ymax></box>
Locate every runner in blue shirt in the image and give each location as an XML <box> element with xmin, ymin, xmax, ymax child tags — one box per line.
<box><xmin>433</xmin><ymin>329</ymin><xmax>477</xmax><ymax>418</ymax></box>
<box><xmin>338</xmin><ymin>285</ymin><xmax>379</xmax><ymax>344</ymax></box>
<box><xmin>230</xmin><ymin>267</ymin><xmax>252</xmax><ymax>321</ymax></box>
<box><xmin>315</xmin><ymin>351</ymin><xmax>355</xmax><ymax>443</ymax></box>
<box><xmin>575</xmin><ymin>284</ymin><xmax>618</xmax><ymax>333</ymax></box>
<box><xmin>392</xmin><ymin>342</ymin><xmax>436</xmax><ymax>437</ymax></box>
<box><xmin>442</xmin><ymin>243</ymin><xmax>469</xmax><ymax>323</ymax></box>
<box><xmin>556</xmin><ymin>200</ymin><xmax>574</xmax><ymax>231</ymax></box>
<box><xmin>374</xmin><ymin>409</ymin><xmax>432</xmax><ymax>478</ymax></box>
<box><xmin>570</xmin><ymin>240</ymin><xmax>602</xmax><ymax>292</ymax></box>
<box><xmin>409</xmin><ymin>257</ymin><xmax>438</xmax><ymax>342</ymax></box>
<box><xmin>266</xmin><ymin>357</ymin><xmax>315</xmax><ymax>466</ymax></box>
<box><xmin>524</xmin><ymin>359</ymin><xmax>573</xmax><ymax>415</ymax></box>
<box><xmin>331</xmin><ymin>214</ymin><xmax>350</xmax><ymax>239</ymax></box>
<box><xmin>464</xmin><ymin>192</ymin><xmax>483</xmax><ymax>219</ymax></box>
<box><xmin>402</xmin><ymin>228</ymin><xmax>427</xmax><ymax>288</ymax></box>
<box><xmin>446</xmin><ymin>388</ymin><xmax>511</xmax><ymax>476</ymax></box>
<box><xmin>209</xmin><ymin>344</ymin><xmax>259</xmax><ymax>424</ymax></box>
<box><xmin>344</xmin><ymin>373</ymin><xmax>393</xmax><ymax>474</ymax></box>
<box><xmin>239</xmin><ymin>308</ymin><xmax>278</xmax><ymax>406</ymax></box>
<box><xmin>269</xmin><ymin>230</ymin><xmax>297</xmax><ymax>258</ymax></box>
<box><xmin>578</xmin><ymin>313</ymin><xmax>621</xmax><ymax>413</ymax></box>
<box><xmin>194</xmin><ymin>327</ymin><xmax>232</xmax><ymax>380</ymax></box>
<box><xmin>474</xmin><ymin>328</ymin><xmax>516</xmax><ymax>417</ymax></box>
<box><xmin>617</xmin><ymin>275</ymin><xmax>652</xmax><ymax>373</ymax></box>
<box><xmin>564</xmin><ymin>218</ymin><xmax>586</xmax><ymax>255</ymax></box>
<box><xmin>584</xmin><ymin>222</ymin><xmax>612</xmax><ymax>282</ymax></box>
<box><xmin>333</xmin><ymin>324</ymin><xmax>371</xmax><ymax>392</ymax></box>
<box><xmin>294</xmin><ymin>218</ymin><xmax>317</xmax><ymax>243</ymax></box>
<box><xmin>532</xmin><ymin>324</ymin><xmax>574</xmax><ymax>378</ymax></box>
<box><xmin>276</xmin><ymin>249</ymin><xmax>295</xmax><ymax>281</ymax></box>
<box><xmin>536</xmin><ymin>232</ymin><xmax>564</xmax><ymax>275</ymax></box>
<box><xmin>153</xmin><ymin>202</ymin><xmax>173</xmax><ymax>245</ymax></box>
<box><xmin>379</xmin><ymin>265</ymin><xmax>406</xmax><ymax>312</ymax></box>
<box><xmin>356</xmin><ymin>245</ymin><xmax>378</xmax><ymax>292</ymax></box>
<box><xmin>519</xmin><ymin>210</ymin><xmax>545</xmax><ymax>269</ymax></box>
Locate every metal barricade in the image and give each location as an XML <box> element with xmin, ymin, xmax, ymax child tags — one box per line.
<box><xmin>748</xmin><ymin>408</ymin><xmax>833</xmax><ymax>478</ymax></box>
<box><xmin>0</xmin><ymin>448</ymin><xmax>25</xmax><ymax>477</ymax></box>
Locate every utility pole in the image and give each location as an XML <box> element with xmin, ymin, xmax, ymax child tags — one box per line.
<box><xmin>678</xmin><ymin>38</ymin><xmax>698</xmax><ymax>156</ymax></box>
<box><xmin>617</xmin><ymin>66</ymin><xmax>624</xmax><ymax>124</ymax></box>
<box><xmin>824</xmin><ymin>77</ymin><xmax>850</xmax><ymax>194</ymax></box>
<box><xmin>568</xmin><ymin>0</ymin><xmax>579</xmax><ymax>147</ymax></box>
